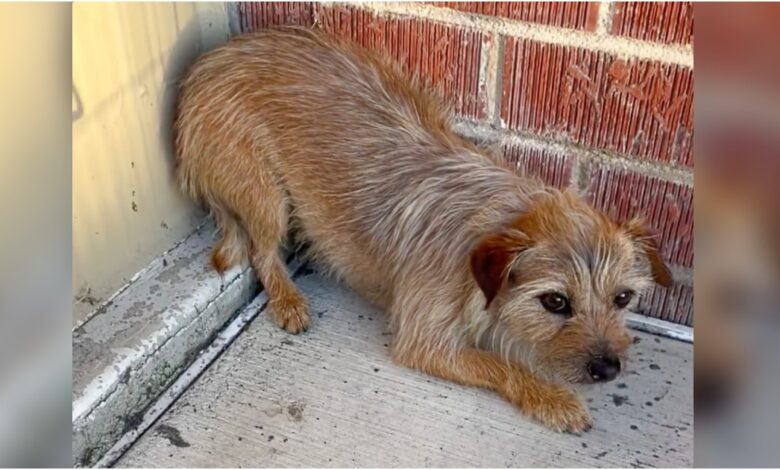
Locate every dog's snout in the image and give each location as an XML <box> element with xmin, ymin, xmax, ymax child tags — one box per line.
<box><xmin>588</xmin><ymin>356</ymin><xmax>621</xmax><ymax>382</ymax></box>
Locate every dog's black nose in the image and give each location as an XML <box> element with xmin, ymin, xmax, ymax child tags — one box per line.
<box><xmin>588</xmin><ymin>356</ymin><xmax>620</xmax><ymax>382</ymax></box>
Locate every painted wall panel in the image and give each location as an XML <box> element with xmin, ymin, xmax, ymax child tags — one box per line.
<box><xmin>72</xmin><ymin>3</ymin><xmax>230</xmax><ymax>326</ymax></box>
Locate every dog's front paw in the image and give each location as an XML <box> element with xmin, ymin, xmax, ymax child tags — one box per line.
<box><xmin>528</xmin><ymin>384</ymin><xmax>592</xmax><ymax>434</ymax></box>
<box><xmin>270</xmin><ymin>293</ymin><xmax>310</xmax><ymax>334</ymax></box>
<box><xmin>506</xmin><ymin>380</ymin><xmax>592</xmax><ymax>434</ymax></box>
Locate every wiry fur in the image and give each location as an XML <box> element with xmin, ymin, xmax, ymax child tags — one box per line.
<box><xmin>175</xmin><ymin>28</ymin><xmax>671</xmax><ymax>433</ymax></box>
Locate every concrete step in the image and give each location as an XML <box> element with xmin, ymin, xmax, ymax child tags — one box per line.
<box><xmin>72</xmin><ymin>221</ymin><xmax>259</xmax><ymax>466</ymax></box>
<box><xmin>114</xmin><ymin>270</ymin><xmax>693</xmax><ymax>468</ymax></box>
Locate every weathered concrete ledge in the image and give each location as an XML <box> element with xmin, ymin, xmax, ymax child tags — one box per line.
<box><xmin>627</xmin><ymin>312</ymin><xmax>693</xmax><ymax>343</ymax></box>
<box><xmin>71</xmin><ymin>220</ymin><xmax>258</xmax><ymax>467</ymax></box>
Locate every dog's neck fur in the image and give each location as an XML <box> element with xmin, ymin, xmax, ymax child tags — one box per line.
<box><xmin>369</xmin><ymin>135</ymin><xmax>559</xmax><ymax>354</ymax></box>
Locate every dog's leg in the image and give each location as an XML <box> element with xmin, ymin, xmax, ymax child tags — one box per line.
<box><xmin>243</xmin><ymin>197</ymin><xmax>310</xmax><ymax>334</ymax></box>
<box><xmin>209</xmin><ymin>201</ymin><xmax>249</xmax><ymax>273</ymax></box>
<box><xmin>394</xmin><ymin>345</ymin><xmax>591</xmax><ymax>433</ymax></box>
<box><xmin>219</xmin><ymin>157</ymin><xmax>309</xmax><ymax>334</ymax></box>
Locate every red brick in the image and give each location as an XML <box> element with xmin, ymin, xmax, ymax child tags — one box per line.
<box><xmin>501</xmin><ymin>38</ymin><xmax>693</xmax><ymax>165</ymax></box>
<box><xmin>611</xmin><ymin>2</ymin><xmax>693</xmax><ymax>45</ymax></box>
<box><xmin>429</xmin><ymin>2</ymin><xmax>600</xmax><ymax>30</ymax></box>
<box><xmin>316</xmin><ymin>5</ymin><xmax>485</xmax><ymax>118</ymax></box>
<box><xmin>585</xmin><ymin>164</ymin><xmax>693</xmax><ymax>269</ymax></box>
<box><xmin>503</xmin><ymin>144</ymin><xmax>575</xmax><ymax>188</ymax></box>
<box><xmin>637</xmin><ymin>282</ymin><xmax>693</xmax><ymax>325</ymax></box>
<box><xmin>238</xmin><ymin>2</ymin><xmax>314</xmax><ymax>31</ymax></box>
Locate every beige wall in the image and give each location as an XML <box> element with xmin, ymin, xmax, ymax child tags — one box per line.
<box><xmin>73</xmin><ymin>3</ymin><xmax>232</xmax><ymax>326</ymax></box>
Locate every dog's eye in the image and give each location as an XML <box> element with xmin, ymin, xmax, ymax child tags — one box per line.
<box><xmin>614</xmin><ymin>290</ymin><xmax>635</xmax><ymax>309</ymax></box>
<box><xmin>539</xmin><ymin>293</ymin><xmax>572</xmax><ymax>315</ymax></box>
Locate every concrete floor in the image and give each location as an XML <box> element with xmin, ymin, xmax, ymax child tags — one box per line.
<box><xmin>115</xmin><ymin>269</ymin><xmax>693</xmax><ymax>468</ymax></box>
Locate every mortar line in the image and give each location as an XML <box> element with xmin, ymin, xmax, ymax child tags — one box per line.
<box><xmin>452</xmin><ymin>120</ymin><xmax>693</xmax><ymax>187</ymax></box>
<box><xmin>668</xmin><ymin>265</ymin><xmax>693</xmax><ymax>286</ymax></box>
<box><xmin>477</xmin><ymin>35</ymin><xmax>490</xmax><ymax>120</ymax></box>
<box><xmin>596</xmin><ymin>1</ymin><xmax>616</xmax><ymax>36</ymax></box>
<box><xmin>571</xmin><ymin>152</ymin><xmax>589</xmax><ymax>192</ymax></box>
<box><xmin>477</xmin><ymin>33</ymin><xmax>504</xmax><ymax>125</ymax></box>
<box><xmin>336</xmin><ymin>1</ymin><xmax>692</xmax><ymax>68</ymax></box>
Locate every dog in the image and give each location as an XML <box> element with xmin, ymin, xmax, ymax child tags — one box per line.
<box><xmin>174</xmin><ymin>28</ymin><xmax>672</xmax><ymax>433</ymax></box>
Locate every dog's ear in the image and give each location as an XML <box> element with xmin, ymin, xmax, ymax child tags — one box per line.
<box><xmin>470</xmin><ymin>230</ymin><xmax>528</xmax><ymax>308</ymax></box>
<box><xmin>623</xmin><ymin>218</ymin><xmax>673</xmax><ymax>287</ymax></box>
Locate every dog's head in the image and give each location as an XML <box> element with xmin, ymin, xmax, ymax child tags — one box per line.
<box><xmin>470</xmin><ymin>191</ymin><xmax>672</xmax><ymax>384</ymax></box>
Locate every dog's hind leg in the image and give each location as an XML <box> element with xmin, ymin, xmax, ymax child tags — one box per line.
<box><xmin>195</xmin><ymin>144</ymin><xmax>310</xmax><ymax>334</ymax></box>
<box><xmin>248</xmin><ymin>212</ymin><xmax>311</xmax><ymax>335</ymax></box>
<box><xmin>227</xmin><ymin>159</ymin><xmax>310</xmax><ymax>334</ymax></box>
<box><xmin>208</xmin><ymin>199</ymin><xmax>250</xmax><ymax>274</ymax></box>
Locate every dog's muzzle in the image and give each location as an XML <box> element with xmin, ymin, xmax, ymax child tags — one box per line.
<box><xmin>588</xmin><ymin>356</ymin><xmax>621</xmax><ymax>382</ymax></box>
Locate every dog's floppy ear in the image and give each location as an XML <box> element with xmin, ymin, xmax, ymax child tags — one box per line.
<box><xmin>470</xmin><ymin>230</ymin><xmax>528</xmax><ymax>308</ymax></box>
<box><xmin>623</xmin><ymin>218</ymin><xmax>673</xmax><ymax>287</ymax></box>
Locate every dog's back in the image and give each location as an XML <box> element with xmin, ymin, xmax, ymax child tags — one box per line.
<box><xmin>175</xmin><ymin>28</ymin><xmax>540</xmax><ymax>310</ymax></box>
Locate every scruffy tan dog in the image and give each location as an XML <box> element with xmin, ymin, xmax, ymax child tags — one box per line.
<box><xmin>175</xmin><ymin>28</ymin><xmax>672</xmax><ymax>433</ymax></box>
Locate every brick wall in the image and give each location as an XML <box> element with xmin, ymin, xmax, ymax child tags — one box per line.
<box><xmin>236</xmin><ymin>2</ymin><xmax>694</xmax><ymax>326</ymax></box>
